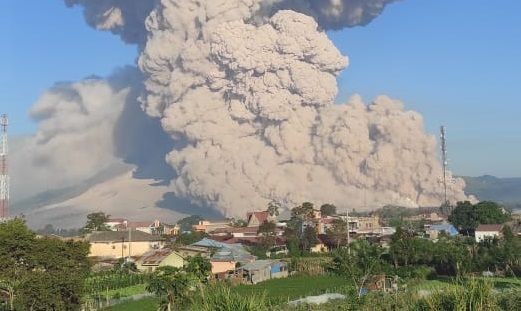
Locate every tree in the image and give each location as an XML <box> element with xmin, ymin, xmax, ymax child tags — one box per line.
<box><xmin>284</xmin><ymin>202</ymin><xmax>320</xmax><ymax>253</ymax></box>
<box><xmin>431</xmin><ymin>238</ymin><xmax>470</xmax><ymax>276</ymax></box>
<box><xmin>450</xmin><ymin>201</ymin><xmax>510</xmax><ymax>234</ymax></box>
<box><xmin>81</xmin><ymin>212</ymin><xmax>110</xmax><ymax>233</ymax></box>
<box><xmin>146</xmin><ymin>266</ymin><xmax>195</xmax><ymax>311</ymax></box>
<box><xmin>329</xmin><ymin>240</ymin><xmax>388</xmax><ymax>297</ymax></box>
<box><xmin>177</xmin><ymin>215</ymin><xmax>203</xmax><ymax>232</ymax></box>
<box><xmin>0</xmin><ymin>219</ymin><xmax>90</xmax><ymax>310</ymax></box>
<box><xmin>474</xmin><ymin>201</ymin><xmax>510</xmax><ymax>225</ymax></box>
<box><xmin>320</xmin><ymin>204</ymin><xmax>337</xmax><ymax>217</ymax></box>
<box><xmin>301</xmin><ymin>226</ymin><xmax>319</xmax><ymax>252</ymax></box>
<box><xmin>267</xmin><ymin>201</ymin><xmax>281</xmax><ymax>217</ymax></box>
<box><xmin>184</xmin><ymin>256</ymin><xmax>211</xmax><ymax>282</ymax></box>
<box><xmin>0</xmin><ymin>279</ymin><xmax>16</xmax><ymax>311</ymax></box>
<box><xmin>496</xmin><ymin>226</ymin><xmax>521</xmax><ymax>276</ymax></box>
<box><xmin>389</xmin><ymin>227</ymin><xmax>416</xmax><ymax>267</ymax></box>
<box><xmin>292</xmin><ymin>202</ymin><xmax>315</xmax><ymax>220</ymax></box>
<box><xmin>449</xmin><ymin>201</ymin><xmax>478</xmax><ymax>234</ymax></box>
<box><xmin>325</xmin><ymin>219</ymin><xmax>347</xmax><ymax>248</ymax></box>
<box><xmin>258</xmin><ymin>221</ymin><xmax>277</xmax><ymax>251</ymax></box>
<box><xmin>174</xmin><ymin>231</ymin><xmax>207</xmax><ymax>246</ymax></box>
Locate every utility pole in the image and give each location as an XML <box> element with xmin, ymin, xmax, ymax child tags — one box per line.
<box><xmin>346</xmin><ymin>209</ymin><xmax>351</xmax><ymax>255</ymax></box>
<box><xmin>121</xmin><ymin>237</ymin><xmax>125</xmax><ymax>259</ymax></box>
<box><xmin>128</xmin><ymin>226</ymin><xmax>132</xmax><ymax>261</ymax></box>
<box><xmin>0</xmin><ymin>114</ymin><xmax>9</xmax><ymax>220</ymax></box>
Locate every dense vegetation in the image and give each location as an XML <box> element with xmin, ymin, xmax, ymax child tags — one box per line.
<box><xmin>0</xmin><ymin>219</ymin><xmax>90</xmax><ymax>310</ymax></box>
<box><xmin>449</xmin><ymin>201</ymin><xmax>511</xmax><ymax>233</ymax></box>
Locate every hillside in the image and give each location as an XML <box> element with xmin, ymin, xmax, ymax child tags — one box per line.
<box><xmin>463</xmin><ymin>175</ymin><xmax>521</xmax><ymax>209</ymax></box>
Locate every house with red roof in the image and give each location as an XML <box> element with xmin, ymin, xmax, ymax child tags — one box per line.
<box><xmin>246</xmin><ymin>211</ymin><xmax>272</xmax><ymax>227</ymax></box>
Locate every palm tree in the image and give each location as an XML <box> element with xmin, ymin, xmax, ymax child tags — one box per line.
<box><xmin>0</xmin><ymin>279</ymin><xmax>16</xmax><ymax>311</ymax></box>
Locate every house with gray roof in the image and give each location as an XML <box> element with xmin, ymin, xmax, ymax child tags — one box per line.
<box><xmin>191</xmin><ymin>238</ymin><xmax>256</xmax><ymax>276</ymax></box>
<box><xmin>238</xmin><ymin>260</ymin><xmax>289</xmax><ymax>284</ymax></box>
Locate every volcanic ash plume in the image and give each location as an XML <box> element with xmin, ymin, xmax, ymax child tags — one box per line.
<box><xmin>63</xmin><ymin>0</ymin><xmax>470</xmax><ymax>216</ymax></box>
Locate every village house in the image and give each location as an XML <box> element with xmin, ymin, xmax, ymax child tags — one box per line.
<box><xmin>350</xmin><ymin>216</ymin><xmax>382</xmax><ymax>234</ymax></box>
<box><xmin>193</xmin><ymin>219</ymin><xmax>233</xmax><ymax>234</ymax></box>
<box><xmin>175</xmin><ymin>245</ymin><xmax>212</xmax><ymax>259</ymax></box>
<box><xmin>310</xmin><ymin>240</ymin><xmax>328</xmax><ymax>253</ymax></box>
<box><xmin>136</xmin><ymin>248</ymin><xmax>185</xmax><ymax>273</ymax></box>
<box><xmin>105</xmin><ymin>218</ymin><xmax>178</xmax><ymax>235</ymax></box>
<box><xmin>87</xmin><ymin>231</ymin><xmax>164</xmax><ymax>259</ymax></box>
<box><xmin>191</xmin><ymin>238</ymin><xmax>256</xmax><ymax>277</ymax></box>
<box><xmin>316</xmin><ymin>216</ymin><xmax>337</xmax><ymax>235</ymax></box>
<box><xmin>475</xmin><ymin>224</ymin><xmax>504</xmax><ymax>242</ymax></box>
<box><xmin>237</xmin><ymin>260</ymin><xmax>289</xmax><ymax>284</ymax></box>
<box><xmin>246</xmin><ymin>211</ymin><xmax>272</xmax><ymax>227</ymax></box>
<box><xmin>405</xmin><ymin>212</ymin><xmax>446</xmax><ymax>223</ymax></box>
<box><xmin>211</xmin><ymin>226</ymin><xmax>285</xmax><ymax>239</ymax></box>
<box><xmin>425</xmin><ymin>223</ymin><xmax>459</xmax><ymax>240</ymax></box>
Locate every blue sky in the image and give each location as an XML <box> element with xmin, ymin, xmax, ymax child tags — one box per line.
<box><xmin>1</xmin><ymin>0</ymin><xmax>520</xmax><ymax>177</ymax></box>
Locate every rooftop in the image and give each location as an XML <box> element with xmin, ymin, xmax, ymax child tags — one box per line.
<box><xmin>139</xmin><ymin>249</ymin><xmax>178</xmax><ymax>265</ymax></box>
<box><xmin>87</xmin><ymin>231</ymin><xmax>163</xmax><ymax>242</ymax></box>
<box><xmin>192</xmin><ymin>238</ymin><xmax>255</xmax><ymax>263</ymax></box>
<box><xmin>241</xmin><ymin>259</ymin><xmax>275</xmax><ymax>271</ymax></box>
<box><xmin>475</xmin><ymin>224</ymin><xmax>504</xmax><ymax>232</ymax></box>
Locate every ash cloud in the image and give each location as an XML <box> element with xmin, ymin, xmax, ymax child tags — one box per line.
<box><xmin>11</xmin><ymin>67</ymin><xmax>173</xmax><ymax>203</ymax></box>
<box><xmin>64</xmin><ymin>0</ymin><xmax>158</xmax><ymax>45</ymax></box>
<box><xmin>46</xmin><ymin>0</ymin><xmax>471</xmax><ymax>217</ymax></box>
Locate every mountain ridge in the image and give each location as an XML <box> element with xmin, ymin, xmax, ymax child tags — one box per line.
<box><xmin>462</xmin><ymin>175</ymin><xmax>521</xmax><ymax>210</ymax></box>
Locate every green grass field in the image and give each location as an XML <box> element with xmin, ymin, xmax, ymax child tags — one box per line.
<box><xmin>102</xmin><ymin>276</ymin><xmax>521</xmax><ymax>310</ymax></box>
<box><xmin>104</xmin><ymin>297</ymin><xmax>158</xmax><ymax>311</ymax></box>
<box><xmin>103</xmin><ymin>275</ymin><xmax>350</xmax><ymax>310</ymax></box>
<box><xmin>105</xmin><ymin>284</ymin><xmax>147</xmax><ymax>299</ymax></box>
<box><xmin>234</xmin><ymin>274</ymin><xmax>351</xmax><ymax>304</ymax></box>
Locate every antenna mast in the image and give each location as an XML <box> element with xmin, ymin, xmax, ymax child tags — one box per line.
<box><xmin>1</xmin><ymin>114</ymin><xmax>9</xmax><ymax>220</ymax></box>
<box><xmin>440</xmin><ymin>126</ymin><xmax>448</xmax><ymax>207</ymax></box>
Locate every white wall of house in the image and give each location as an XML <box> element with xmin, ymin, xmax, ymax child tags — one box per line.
<box><xmin>475</xmin><ymin>231</ymin><xmax>500</xmax><ymax>242</ymax></box>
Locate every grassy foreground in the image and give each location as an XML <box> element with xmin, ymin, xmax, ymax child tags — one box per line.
<box><xmin>104</xmin><ymin>297</ymin><xmax>158</xmax><ymax>311</ymax></box>
<box><xmin>103</xmin><ymin>276</ymin><xmax>521</xmax><ymax>310</ymax></box>
<box><xmin>104</xmin><ymin>275</ymin><xmax>348</xmax><ymax>310</ymax></box>
<box><xmin>234</xmin><ymin>274</ymin><xmax>350</xmax><ymax>303</ymax></box>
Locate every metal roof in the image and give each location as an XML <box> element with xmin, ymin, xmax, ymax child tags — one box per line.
<box><xmin>192</xmin><ymin>238</ymin><xmax>255</xmax><ymax>262</ymax></box>
<box><xmin>138</xmin><ymin>248</ymin><xmax>179</xmax><ymax>265</ymax></box>
<box><xmin>241</xmin><ymin>260</ymin><xmax>281</xmax><ymax>271</ymax></box>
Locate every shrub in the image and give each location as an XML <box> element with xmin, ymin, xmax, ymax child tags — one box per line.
<box><xmin>497</xmin><ymin>290</ymin><xmax>521</xmax><ymax>310</ymax></box>
<box><xmin>192</xmin><ymin>283</ymin><xmax>270</xmax><ymax>311</ymax></box>
<box><xmin>416</xmin><ymin>278</ymin><xmax>498</xmax><ymax>311</ymax></box>
<box><xmin>394</xmin><ymin>266</ymin><xmax>435</xmax><ymax>281</ymax></box>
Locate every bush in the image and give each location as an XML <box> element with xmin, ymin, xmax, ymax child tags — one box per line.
<box><xmin>192</xmin><ymin>283</ymin><xmax>270</xmax><ymax>311</ymax></box>
<box><xmin>497</xmin><ymin>290</ymin><xmax>521</xmax><ymax>310</ymax></box>
<box><xmin>394</xmin><ymin>266</ymin><xmax>435</xmax><ymax>281</ymax></box>
<box><xmin>416</xmin><ymin>278</ymin><xmax>498</xmax><ymax>311</ymax></box>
